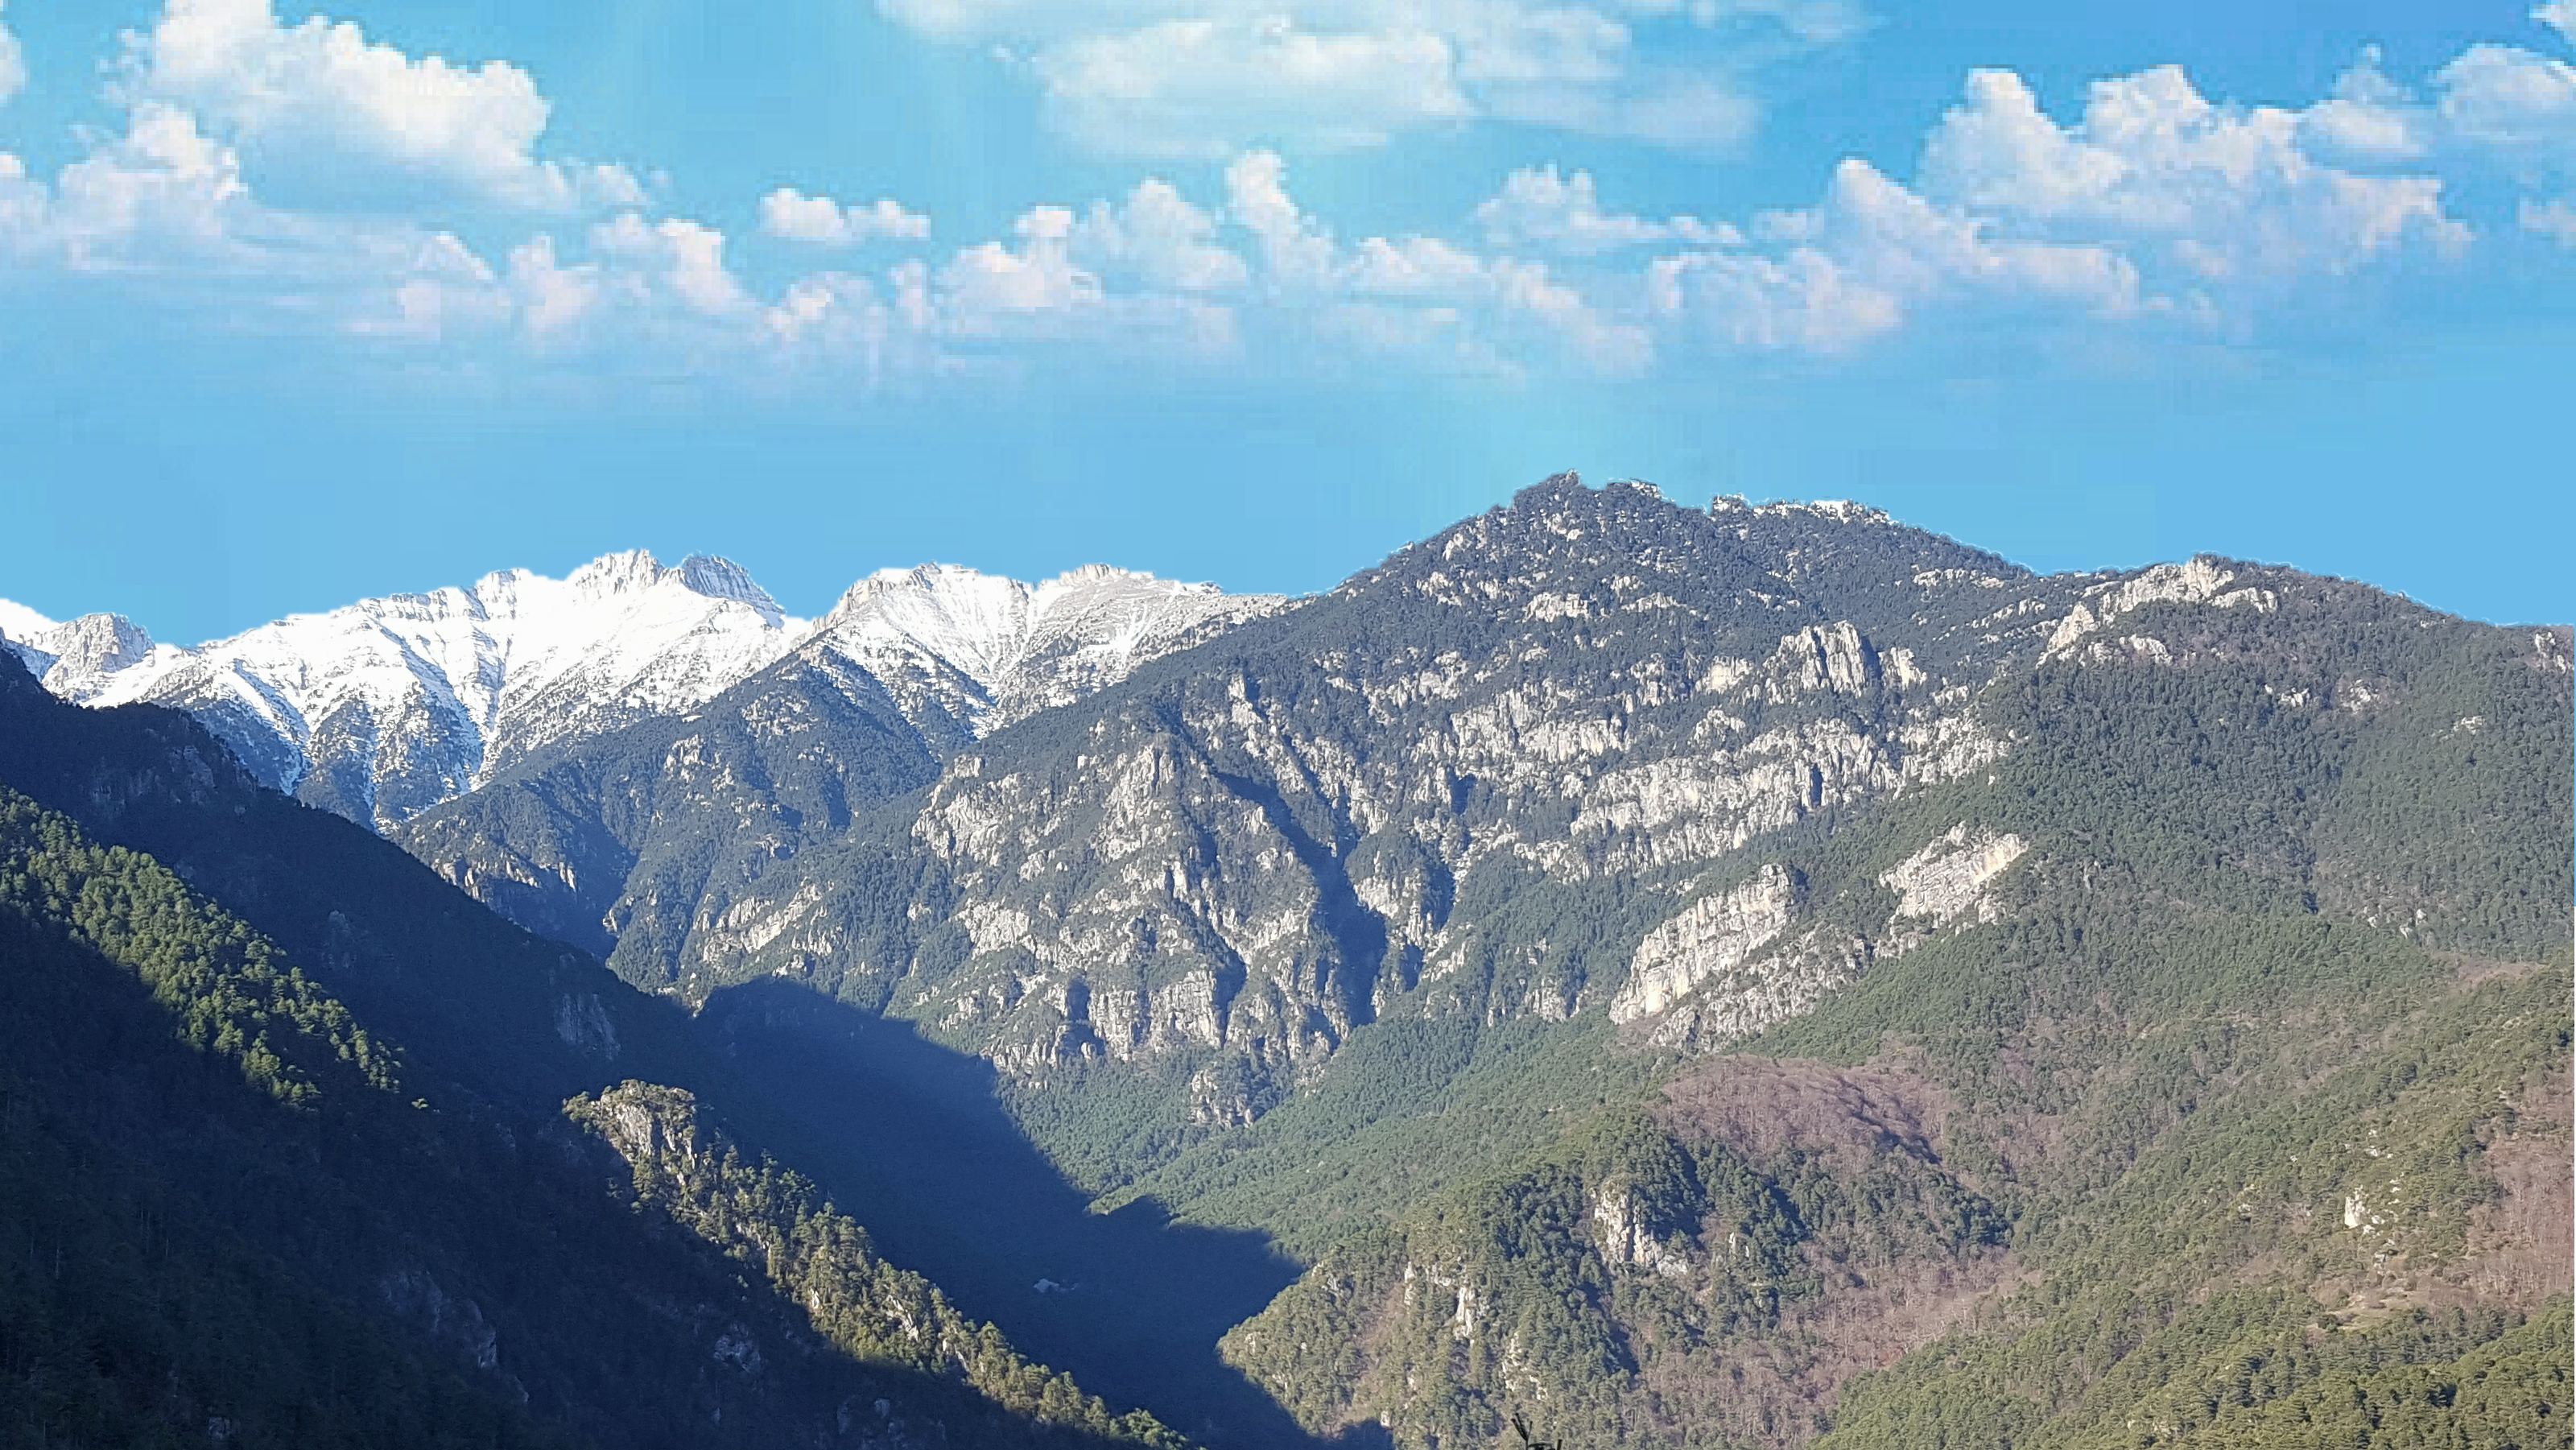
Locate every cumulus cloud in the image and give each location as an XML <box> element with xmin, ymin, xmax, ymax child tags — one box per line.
<box><xmin>1032</xmin><ymin>16</ymin><xmax>1469</xmax><ymax>159</ymax></box>
<box><xmin>117</xmin><ymin>0</ymin><xmax>644</xmax><ymax>213</ymax></box>
<box><xmin>758</xmin><ymin>188</ymin><xmax>933</xmax><ymax>245</ymax></box>
<box><xmin>1069</xmin><ymin>179</ymin><xmax>1249</xmax><ymax>291</ymax></box>
<box><xmin>1212</xmin><ymin>151</ymin><xmax>1653</xmax><ymax>373</ymax></box>
<box><xmin>2</xmin><ymin>10</ymin><xmax>2570</xmax><ymax>395</ymax></box>
<box><xmin>2434</xmin><ymin>43</ymin><xmax>2576</xmax><ymax>163</ymax></box>
<box><xmin>1474</xmin><ymin>165</ymin><xmax>1737</xmax><ymax>253</ymax></box>
<box><xmin>1222</xmin><ymin>150</ymin><xmax>1340</xmax><ymax>287</ymax></box>
<box><xmin>2292</xmin><ymin>38</ymin><xmax>2576</xmax><ymax>250</ymax></box>
<box><xmin>2539</xmin><ymin>2</ymin><xmax>2574</xmax><ymax>45</ymax></box>
<box><xmin>1645</xmin><ymin>61</ymin><xmax>2487</xmax><ymax>353</ymax></box>
<box><xmin>1649</xmin><ymin>155</ymin><xmax>2139</xmax><ymax>352</ymax></box>
<box><xmin>1913</xmin><ymin>66</ymin><xmax>2467</xmax><ymax>285</ymax></box>
<box><xmin>881</xmin><ymin>0</ymin><xmax>1845</xmax><ymax>158</ymax></box>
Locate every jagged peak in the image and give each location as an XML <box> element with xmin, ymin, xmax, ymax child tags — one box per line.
<box><xmin>564</xmin><ymin>548</ymin><xmax>669</xmax><ymax>597</ymax></box>
<box><xmin>43</xmin><ymin>612</ymin><xmax>155</xmax><ymax>655</ymax></box>
<box><xmin>472</xmin><ymin>566</ymin><xmax>539</xmax><ymax>593</ymax></box>
<box><xmin>10</xmin><ymin>611</ymin><xmax>157</xmax><ymax>689</ymax></box>
<box><xmin>675</xmin><ymin>555</ymin><xmax>784</xmax><ymax>622</ymax></box>
<box><xmin>539</xmin><ymin>549</ymin><xmax>786</xmax><ymax>622</ymax></box>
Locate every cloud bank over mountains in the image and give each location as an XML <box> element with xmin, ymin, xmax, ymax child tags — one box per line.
<box><xmin>0</xmin><ymin>0</ymin><xmax>2570</xmax><ymax>394</ymax></box>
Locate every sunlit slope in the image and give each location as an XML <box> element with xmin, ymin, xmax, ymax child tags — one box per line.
<box><xmin>1221</xmin><ymin>548</ymin><xmax>2574</xmax><ymax>1448</ymax></box>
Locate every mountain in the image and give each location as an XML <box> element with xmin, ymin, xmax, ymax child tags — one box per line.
<box><xmin>807</xmin><ymin>562</ymin><xmax>1291</xmax><ymax>750</ymax></box>
<box><xmin>368</xmin><ymin>473</ymin><xmax>2569</xmax><ymax>1450</ymax></box>
<box><xmin>359</xmin><ymin>479</ymin><xmax>2574</xmax><ymax>1239</ymax></box>
<box><xmin>1</xmin><ymin>551</ymin><xmax>799</xmax><ymax>832</ymax></box>
<box><xmin>398</xmin><ymin>480</ymin><xmax>2091</xmax><ymax>1184</ymax></box>
<box><xmin>1219</xmin><ymin>541</ymin><xmax>2574</xmax><ymax>1445</ymax></box>
<box><xmin>2</xmin><ymin>474</ymin><xmax>2566</xmax><ymax>1450</ymax></box>
<box><xmin>382</xmin><ymin>562</ymin><xmax>1285</xmax><ymax>977</ymax></box>
<box><xmin>0</xmin><ymin>556</ymin><xmax>1282</xmax><ymax>839</ymax></box>
<box><xmin>0</xmin><ymin>650</ymin><xmax>1217</xmax><ymax>1449</ymax></box>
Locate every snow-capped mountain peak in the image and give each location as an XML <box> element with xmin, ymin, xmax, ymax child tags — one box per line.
<box><xmin>25</xmin><ymin>551</ymin><xmax>803</xmax><ymax>832</ymax></box>
<box><xmin>6</xmin><ymin>553</ymin><xmax>1283</xmax><ymax>837</ymax></box>
<box><xmin>675</xmin><ymin>555</ymin><xmax>786</xmax><ymax>622</ymax></box>
<box><xmin>807</xmin><ymin>563</ymin><xmax>1288</xmax><ymax>740</ymax></box>
<box><xmin>0</xmin><ymin>604</ymin><xmax>161</xmax><ymax>696</ymax></box>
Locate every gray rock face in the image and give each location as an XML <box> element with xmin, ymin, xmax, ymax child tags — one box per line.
<box><xmin>564</xmin><ymin>477</ymin><xmax>2097</xmax><ymax>1118</ymax></box>
<box><xmin>36</xmin><ymin>475</ymin><xmax>2516</xmax><ymax>1175</ymax></box>
<box><xmin>382</xmin><ymin>564</ymin><xmax>1290</xmax><ymax>977</ymax></box>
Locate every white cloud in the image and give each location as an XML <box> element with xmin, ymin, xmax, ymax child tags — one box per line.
<box><xmin>3</xmin><ymin>11</ymin><xmax>2571</xmax><ymax>395</ymax></box>
<box><xmin>1069</xmin><ymin>179</ymin><xmax>1250</xmax><ymax>291</ymax></box>
<box><xmin>940</xmin><ymin>206</ymin><xmax>1101</xmax><ymax>321</ymax></box>
<box><xmin>2434</xmin><ymin>43</ymin><xmax>2576</xmax><ymax>163</ymax></box>
<box><xmin>1913</xmin><ymin>66</ymin><xmax>2467</xmax><ymax>286</ymax></box>
<box><xmin>1208</xmin><ymin>150</ymin><xmax>1650</xmax><ymax>373</ymax></box>
<box><xmin>879</xmin><ymin>0</ymin><xmax>1847</xmax><ymax>158</ymax></box>
<box><xmin>1649</xmin><ymin>155</ymin><xmax>2139</xmax><ymax>352</ymax></box>
<box><xmin>2539</xmin><ymin>2</ymin><xmax>2574</xmax><ymax>46</ymax></box>
<box><xmin>1224</xmin><ymin>150</ymin><xmax>1341</xmax><ymax>287</ymax></box>
<box><xmin>2301</xmin><ymin>49</ymin><xmax>2433</xmax><ymax>163</ymax></box>
<box><xmin>1645</xmin><ymin>61</ymin><xmax>2491</xmax><ymax>355</ymax></box>
<box><xmin>1474</xmin><ymin>165</ymin><xmax>1736</xmax><ymax>253</ymax></box>
<box><xmin>758</xmin><ymin>188</ymin><xmax>933</xmax><ymax>246</ymax></box>
<box><xmin>2288</xmin><ymin>40</ymin><xmax>2575</xmax><ymax>252</ymax></box>
<box><xmin>1649</xmin><ymin>247</ymin><xmax>1898</xmax><ymax>350</ymax></box>
<box><xmin>118</xmin><ymin>0</ymin><xmax>643</xmax><ymax>213</ymax></box>
<box><xmin>930</xmin><ymin>202</ymin><xmax>1244</xmax><ymax>365</ymax></box>
<box><xmin>591</xmin><ymin>213</ymin><xmax>756</xmax><ymax>318</ymax></box>
<box><xmin>1032</xmin><ymin>16</ymin><xmax>1469</xmax><ymax>159</ymax></box>
<box><xmin>0</xmin><ymin>2</ymin><xmax>27</xmax><ymax>108</ymax></box>
<box><xmin>2300</xmin><ymin>38</ymin><xmax>2576</xmax><ymax>179</ymax></box>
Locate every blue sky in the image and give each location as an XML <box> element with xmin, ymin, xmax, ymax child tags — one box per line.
<box><xmin>1</xmin><ymin>0</ymin><xmax>2570</xmax><ymax>641</ymax></box>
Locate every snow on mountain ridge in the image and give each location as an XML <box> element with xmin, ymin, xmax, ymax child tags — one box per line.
<box><xmin>807</xmin><ymin>562</ymin><xmax>1290</xmax><ymax>740</ymax></box>
<box><xmin>0</xmin><ymin>598</ymin><xmax>59</xmax><ymax>641</ymax></box>
<box><xmin>0</xmin><ymin>604</ymin><xmax>161</xmax><ymax>696</ymax></box>
<box><xmin>31</xmin><ymin>551</ymin><xmax>800</xmax><ymax>832</ymax></box>
<box><xmin>6</xmin><ymin>554</ymin><xmax>1282</xmax><ymax>835</ymax></box>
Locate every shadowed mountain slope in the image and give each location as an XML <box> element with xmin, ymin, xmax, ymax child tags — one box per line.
<box><xmin>0</xmin><ymin>651</ymin><xmax>1307</xmax><ymax>1448</ymax></box>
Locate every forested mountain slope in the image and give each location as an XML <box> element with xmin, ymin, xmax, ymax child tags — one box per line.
<box><xmin>388</xmin><ymin>476</ymin><xmax>2571</xmax><ymax>1286</ymax></box>
<box><xmin>395</xmin><ymin>481</ymin><xmax>2100</xmax><ymax>1207</ymax></box>
<box><xmin>0</xmin><ymin>653</ymin><xmax>1210</xmax><ymax>1449</ymax></box>
<box><xmin>3</xmin><ymin>475</ymin><xmax>2565</xmax><ymax>1450</ymax></box>
<box><xmin>1222</xmin><ymin>554</ymin><xmax>2575</xmax><ymax>1448</ymax></box>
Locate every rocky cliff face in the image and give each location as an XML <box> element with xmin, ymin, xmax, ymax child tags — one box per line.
<box><xmin>28</xmin><ymin>475</ymin><xmax>2562</xmax><ymax>1196</ymax></box>
<box><xmin>385</xmin><ymin>564</ymin><xmax>1286</xmax><ymax>974</ymax></box>
<box><xmin>561</xmin><ymin>478</ymin><xmax>2101</xmax><ymax>1117</ymax></box>
<box><xmin>460</xmin><ymin>477</ymin><xmax>2570</xmax><ymax>1200</ymax></box>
